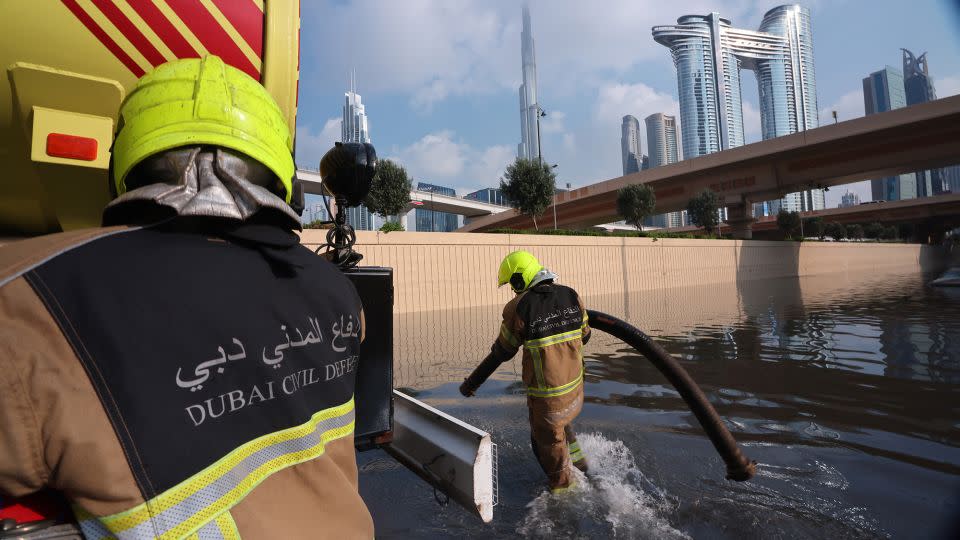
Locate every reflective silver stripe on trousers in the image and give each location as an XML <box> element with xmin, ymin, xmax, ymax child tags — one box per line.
<box><xmin>114</xmin><ymin>408</ymin><xmax>355</xmax><ymax>539</ymax></box>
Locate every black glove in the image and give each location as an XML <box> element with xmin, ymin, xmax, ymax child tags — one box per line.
<box><xmin>460</xmin><ymin>342</ymin><xmax>514</xmax><ymax>397</ymax></box>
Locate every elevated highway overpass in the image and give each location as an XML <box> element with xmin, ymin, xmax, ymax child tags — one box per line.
<box><xmin>459</xmin><ymin>95</ymin><xmax>960</xmax><ymax>237</ymax></box>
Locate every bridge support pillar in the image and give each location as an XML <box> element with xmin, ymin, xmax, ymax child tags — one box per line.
<box><xmin>723</xmin><ymin>204</ymin><xmax>756</xmax><ymax>239</ymax></box>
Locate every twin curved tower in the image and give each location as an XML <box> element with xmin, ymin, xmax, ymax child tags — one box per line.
<box><xmin>654</xmin><ymin>5</ymin><xmax>823</xmax><ymax>213</ymax></box>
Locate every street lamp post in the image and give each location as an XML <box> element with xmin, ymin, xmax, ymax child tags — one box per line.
<box><xmin>536</xmin><ymin>106</ymin><xmax>546</xmax><ymax>165</ymax></box>
<box><xmin>550</xmin><ymin>164</ymin><xmax>559</xmax><ymax>230</ymax></box>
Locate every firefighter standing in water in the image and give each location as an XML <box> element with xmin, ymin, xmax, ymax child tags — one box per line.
<box><xmin>460</xmin><ymin>251</ymin><xmax>591</xmax><ymax>493</ymax></box>
<box><xmin>0</xmin><ymin>56</ymin><xmax>375</xmax><ymax>538</ymax></box>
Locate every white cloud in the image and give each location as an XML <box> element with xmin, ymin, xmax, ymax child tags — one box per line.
<box><xmin>935</xmin><ymin>74</ymin><xmax>960</xmax><ymax>98</ymax></box>
<box><xmin>389</xmin><ymin>130</ymin><xmax>513</xmax><ymax>193</ymax></box>
<box><xmin>295</xmin><ymin>118</ymin><xmax>341</xmax><ymax>170</ymax></box>
<box><xmin>588</xmin><ymin>82</ymin><xmax>680</xmax><ymax>178</ymax></box>
<box><xmin>303</xmin><ymin>0</ymin><xmax>784</xmax><ymax>108</ymax></box>
<box><xmin>594</xmin><ymin>83</ymin><xmax>680</xmax><ymax>136</ymax></box>
<box><xmin>821</xmin><ymin>89</ymin><xmax>864</xmax><ymax>125</ymax></box>
<box><xmin>539</xmin><ymin>110</ymin><xmax>566</xmax><ymax>134</ymax></box>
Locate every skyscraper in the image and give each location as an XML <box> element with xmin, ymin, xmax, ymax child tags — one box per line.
<box><xmin>341</xmin><ymin>73</ymin><xmax>375</xmax><ymax>230</ymax></box>
<box><xmin>653</xmin><ymin>5</ymin><xmax>824</xmax><ymax>215</ymax></box>
<box><xmin>645</xmin><ymin>113</ymin><xmax>683</xmax><ymax>227</ymax></box>
<box><xmin>342</xmin><ymin>72</ymin><xmax>370</xmax><ymax>144</ymax></box>
<box><xmin>621</xmin><ymin>115</ymin><xmax>642</xmax><ymax>175</ymax></box>
<box><xmin>902</xmin><ymin>49</ymin><xmax>936</xmax><ymax>105</ymax></box>
<box><xmin>902</xmin><ymin>49</ymin><xmax>955</xmax><ymax>196</ymax></box>
<box><xmin>839</xmin><ymin>190</ymin><xmax>861</xmax><ymax>208</ymax></box>
<box><xmin>517</xmin><ymin>5</ymin><xmax>541</xmax><ymax>161</ymax></box>
<box><xmin>653</xmin><ymin>13</ymin><xmax>742</xmax><ymax>158</ymax></box>
<box><xmin>863</xmin><ymin>66</ymin><xmax>917</xmax><ymax>201</ymax></box>
<box><xmin>645</xmin><ymin>113</ymin><xmax>680</xmax><ymax>168</ymax></box>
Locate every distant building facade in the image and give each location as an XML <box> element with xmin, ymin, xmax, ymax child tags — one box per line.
<box><xmin>864</xmin><ymin>66</ymin><xmax>917</xmax><ymax>201</ymax></box>
<box><xmin>621</xmin><ymin>115</ymin><xmax>642</xmax><ymax>175</ymax></box>
<box><xmin>415</xmin><ymin>182</ymin><xmax>459</xmax><ymax>232</ymax></box>
<box><xmin>839</xmin><ymin>190</ymin><xmax>861</xmax><ymax>208</ymax></box>
<box><xmin>346</xmin><ymin>206</ymin><xmax>376</xmax><ymax>231</ymax></box>
<box><xmin>465</xmin><ymin>188</ymin><xmax>509</xmax><ymax>206</ymax></box>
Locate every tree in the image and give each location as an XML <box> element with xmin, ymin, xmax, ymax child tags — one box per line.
<box><xmin>777</xmin><ymin>209</ymin><xmax>801</xmax><ymax>239</ymax></box>
<box><xmin>686</xmin><ymin>189</ymin><xmax>720</xmax><ymax>235</ymax></box>
<box><xmin>616</xmin><ymin>184</ymin><xmax>656</xmax><ymax>231</ymax></box>
<box><xmin>379</xmin><ymin>221</ymin><xmax>404</xmax><ymax>233</ymax></box>
<box><xmin>804</xmin><ymin>217</ymin><xmax>825</xmax><ymax>240</ymax></box>
<box><xmin>880</xmin><ymin>225</ymin><xmax>898</xmax><ymax>240</ymax></box>
<box><xmin>364</xmin><ymin>159</ymin><xmax>412</xmax><ymax>223</ymax></box>
<box><xmin>864</xmin><ymin>222</ymin><xmax>883</xmax><ymax>240</ymax></box>
<box><xmin>303</xmin><ymin>219</ymin><xmax>331</xmax><ymax>230</ymax></box>
<box><xmin>846</xmin><ymin>223</ymin><xmax>864</xmax><ymax>241</ymax></box>
<box><xmin>824</xmin><ymin>222</ymin><xmax>846</xmax><ymax>241</ymax></box>
<box><xmin>500</xmin><ymin>158</ymin><xmax>556</xmax><ymax>230</ymax></box>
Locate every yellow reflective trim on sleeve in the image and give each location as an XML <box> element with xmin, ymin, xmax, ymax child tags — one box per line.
<box><xmin>95</xmin><ymin>398</ymin><xmax>355</xmax><ymax>539</ymax></box>
<box><xmin>500</xmin><ymin>322</ymin><xmax>520</xmax><ymax>348</ymax></box>
<box><xmin>526</xmin><ymin>366</ymin><xmax>584</xmax><ymax>398</ymax></box>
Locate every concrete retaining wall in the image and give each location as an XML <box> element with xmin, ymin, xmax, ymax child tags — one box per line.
<box><xmin>299</xmin><ymin>231</ymin><xmax>943</xmax><ymax>315</ymax></box>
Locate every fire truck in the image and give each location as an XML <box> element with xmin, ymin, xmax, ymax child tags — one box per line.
<box><xmin>0</xmin><ymin>1</ymin><xmax>496</xmax><ymax>536</ymax></box>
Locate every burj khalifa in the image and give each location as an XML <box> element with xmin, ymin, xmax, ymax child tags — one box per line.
<box><xmin>517</xmin><ymin>5</ymin><xmax>540</xmax><ymax>161</ymax></box>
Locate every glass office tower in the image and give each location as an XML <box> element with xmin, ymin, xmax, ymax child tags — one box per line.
<box><xmin>621</xmin><ymin>115</ymin><xmax>642</xmax><ymax>175</ymax></box>
<box><xmin>863</xmin><ymin>66</ymin><xmax>917</xmax><ymax>201</ymax></box>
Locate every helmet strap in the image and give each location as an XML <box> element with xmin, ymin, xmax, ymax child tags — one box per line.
<box><xmin>510</xmin><ymin>273</ymin><xmax>526</xmax><ymax>293</ymax></box>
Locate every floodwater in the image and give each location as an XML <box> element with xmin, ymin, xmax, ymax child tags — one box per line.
<box><xmin>358</xmin><ymin>267</ymin><xmax>960</xmax><ymax>539</ymax></box>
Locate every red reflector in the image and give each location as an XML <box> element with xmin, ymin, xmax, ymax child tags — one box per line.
<box><xmin>46</xmin><ymin>133</ymin><xmax>98</xmax><ymax>161</ymax></box>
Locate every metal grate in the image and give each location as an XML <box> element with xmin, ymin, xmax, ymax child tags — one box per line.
<box><xmin>492</xmin><ymin>442</ymin><xmax>499</xmax><ymax>506</ymax></box>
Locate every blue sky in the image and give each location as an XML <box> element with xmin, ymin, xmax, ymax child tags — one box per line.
<box><xmin>295</xmin><ymin>0</ymin><xmax>960</xmax><ymax>209</ymax></box>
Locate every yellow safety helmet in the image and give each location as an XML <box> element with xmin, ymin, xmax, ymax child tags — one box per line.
<box><xmin>111</xmin><ymin>56</ymin><xmax>295</xmax><ymax>203</ymax></box>
<box><xmin>498</xmin><ymin>250</ymin><xmax>544</xmax><ymax>293</ymax></box>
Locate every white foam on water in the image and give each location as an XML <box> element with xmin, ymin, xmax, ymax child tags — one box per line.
<box><xmin>517</xmin><ymin>433</ymin><xmax>689</xmax><ymax>539</ymax></box>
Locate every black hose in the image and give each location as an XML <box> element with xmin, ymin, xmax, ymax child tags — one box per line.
<box><xmin>587</xmin><ymin>310</ymin><xmax>756</xmax><ymax>481</ymax></box>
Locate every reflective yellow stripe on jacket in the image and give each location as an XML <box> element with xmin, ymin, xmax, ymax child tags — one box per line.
<box><xmin>74</xmin><ymin>398</ymin><xmax>355</xmax><ymax>539</ymax></box>
<box><xmin>500</xmin><ymin>322</ymin><xmax>520</xmax><ymax>348</ymax></box>
<box><xmin>523</xmin><ymin>329</ymin><xmax>585</xmax><ymax>398</ymax></box>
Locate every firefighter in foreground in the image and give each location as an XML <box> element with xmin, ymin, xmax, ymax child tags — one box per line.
<box><xmin>0</xmin><ymin>56</ymin><xmax>376</xmax><ymax>538</ymax></box>
<box><xmin>460</xmin><ymin>251</ymin><xmax>591</xmax><ymax>493</ymax></box>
